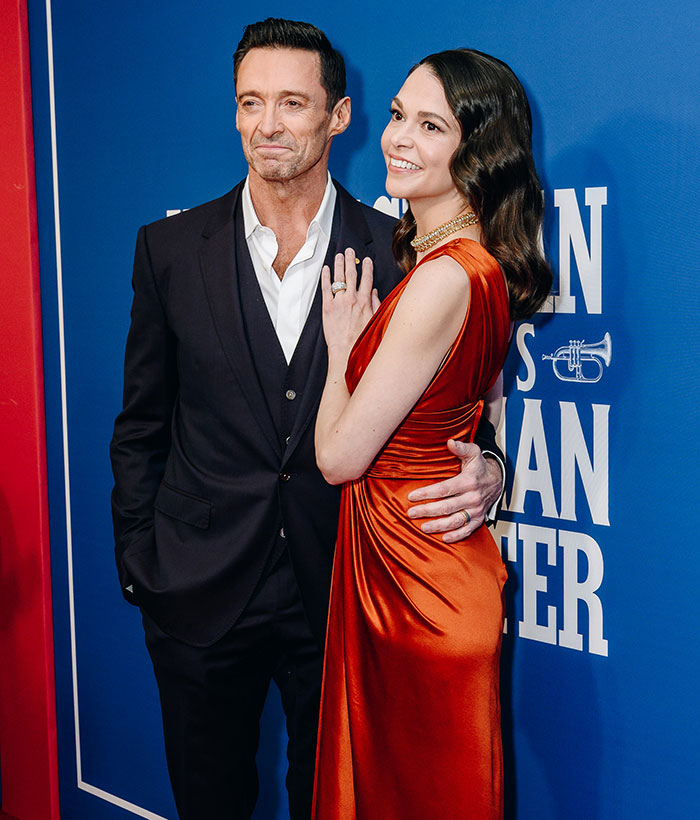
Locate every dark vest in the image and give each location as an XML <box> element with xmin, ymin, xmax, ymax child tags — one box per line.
<box><xmin>234</xmin><ymin>201</ymin><xmax>339</xmax><ymax>569</ymax></box>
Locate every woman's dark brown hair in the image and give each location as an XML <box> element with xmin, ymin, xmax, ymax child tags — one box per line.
<box><xmin>392</xmin><ymin>49</ymin><xmax>552</xmax><ymax>320</ymax></box>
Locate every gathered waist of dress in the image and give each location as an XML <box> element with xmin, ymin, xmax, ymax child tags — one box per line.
<box><xmin>366</xmin><ymin>401</ymin><xmax>483</xmax><ymax>479</ymax></box>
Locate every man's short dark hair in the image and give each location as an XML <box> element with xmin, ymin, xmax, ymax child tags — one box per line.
<box><xmin>233</xmin><ymin>18</ymin><xmax>346</xmax><ymax>111</ymax></box>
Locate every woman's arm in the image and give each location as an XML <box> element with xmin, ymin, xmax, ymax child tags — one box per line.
<box><xmin>315</xmin><ymin>250</ymin><xmax>471</xmax><ymax>485</ymax></box>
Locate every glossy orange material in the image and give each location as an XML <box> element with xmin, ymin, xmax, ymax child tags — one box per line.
<box><xmin>313</xmin><ymin>239</ymin><xmax>511</xmax><ymax>819</ymax></box>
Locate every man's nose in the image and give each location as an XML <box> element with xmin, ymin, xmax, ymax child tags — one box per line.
<box><xmin>259</xmin><ymin>105</ymin><xmax>282</xmax><ymax>138</ymax></box>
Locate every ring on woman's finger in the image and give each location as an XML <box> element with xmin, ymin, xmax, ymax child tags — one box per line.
<box><xmin>331</xmin><ymin>281</ymin><xmax>348</xmax><ymax>294</ymax></box>
<box><xmin>458</xmin><ymin>509</ymin><xmax>471</xmax><ymax>525</ymax></box>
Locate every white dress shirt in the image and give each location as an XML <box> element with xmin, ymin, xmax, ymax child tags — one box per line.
<box><xmin>241</xmin><ymin>174</ymin><xmax>336</xmax><ymax>363</ymax></box>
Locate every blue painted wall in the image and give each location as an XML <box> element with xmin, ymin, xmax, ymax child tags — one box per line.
<box><xmin>28</xmin><ymin>1</ymin><xmax>700</xmax><ymax>818</ymax></box>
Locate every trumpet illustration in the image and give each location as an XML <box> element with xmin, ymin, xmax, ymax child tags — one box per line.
<box><xmin>542</xmin><ymin>332</ymin><xmax>612</xmax><ymax>383</ymax></box>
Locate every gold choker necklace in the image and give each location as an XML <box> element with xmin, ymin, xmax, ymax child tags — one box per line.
<box><xmin>410</xmin><ymin>211</ymin><xmax>478</xmax><ymax>252</ymax></box>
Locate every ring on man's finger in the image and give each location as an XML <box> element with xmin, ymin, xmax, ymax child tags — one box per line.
<box><xmin>331</xmin><ymin>281</ymin><xmax>348</xmax><ymax>294</ymax></box>
<box><xmin>458</xmin><ymin>509</ymin><xmax>471</xmax><ymax>525</ymax></box>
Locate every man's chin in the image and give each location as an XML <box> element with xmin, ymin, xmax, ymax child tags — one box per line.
<box><xmin>250</xmin><ymin>161</ymin><xmax>298</xmax><ymax>183</ymax></box>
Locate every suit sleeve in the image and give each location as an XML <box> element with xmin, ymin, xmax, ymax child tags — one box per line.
<box><xmin>472</xmin><ymin>414</ymin><xmax>503</xmax><ymax>464</ymax></box>
<box><xmin>472</xmin><ymin>414</ymin><xmax>505</xmax><ymax>525</ymax></box>
<box><xmin>109</xmin><ymin>224</ymin><xmax>178</xmax><ymax>599</ymax></box>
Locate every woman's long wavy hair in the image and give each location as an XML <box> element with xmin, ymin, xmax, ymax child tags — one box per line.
<box><xmin>392</xmin><ymin>49</ymin><xmax>552</xmax><ymax>320</ymax></box>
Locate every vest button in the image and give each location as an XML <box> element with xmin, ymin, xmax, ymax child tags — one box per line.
<box><xmin>279</xmin><ymin>473</ymin><xmax>291</xmax><ymax>482</ymax></box>
<box><xmin>280</xmin><ymin>528</ymin><xmax>286</xmax><ymax>539</ymax></box>
<box><xmin>285</xmin><ymin>389</ymin><xmax>297</xmax><ymax>400</ymax></box>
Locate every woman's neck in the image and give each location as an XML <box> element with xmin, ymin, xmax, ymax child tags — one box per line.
<box><xmin>410</xmin><ymin>197</ymin><xmax>482</xmax><ymax>259</ymax></box>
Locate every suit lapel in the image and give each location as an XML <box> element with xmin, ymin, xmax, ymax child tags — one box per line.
<box><xmin>198</xmin><ymin>184</ymin><xmax>283</xmax><ymax>459</ymax></box>
<box><xmin>281</xmin><ymin>182</ymin><xmax>378</xmax><ymax>468</ymax></box>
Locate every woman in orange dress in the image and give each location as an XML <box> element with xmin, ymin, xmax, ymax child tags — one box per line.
<box><xmin>312</xmin><ymin>50</ymin><xmax>552</xmax><ymax>819</ymax></box>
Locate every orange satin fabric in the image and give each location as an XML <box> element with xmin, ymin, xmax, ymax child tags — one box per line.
<box><xmin>312</xmin><ymin>239</ymin><xmax>511</xmax><ymax>820</ymax></box>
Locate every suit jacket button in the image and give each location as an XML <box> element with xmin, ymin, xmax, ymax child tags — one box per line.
<box><xmin>279</xmin><ymin>473</ymin><xmax>291</xmax><ymax>482</ymax></box>
<box><xmin>285</xmin><ymin>389</ymin><xmax>296</xmax><ymax>400</ymax></box>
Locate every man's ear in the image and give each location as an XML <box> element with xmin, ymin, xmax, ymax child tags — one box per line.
<box><xmin>329</xmin><ymin>96</ymin><xmax>351</xmax><ymax>138</ymax></box>
<box><xmin>235</xmin><ymin>101</ymin><xmax>240</xmax><ymax>132</ymax></box>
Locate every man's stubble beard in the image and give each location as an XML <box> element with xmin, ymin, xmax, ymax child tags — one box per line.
<box><xmin>246</xmin><ymin>150</ymin><xmax>329</xmax><ymax>184</ymax></box>
<box><xmin>249</xmin><ymin>157</ymin><xmax>305</xmax><ymax>182</ymax></box>
<box><xmin>243</xmin><ymin>126</ymin><xmax>332</xmax><ymax>184</ymax></box>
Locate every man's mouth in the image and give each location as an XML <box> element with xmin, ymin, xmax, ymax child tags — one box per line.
<box><xmin>253</xmin><ymin>142</ymin><xmax>293</xmax><ymax>152</ymax></box>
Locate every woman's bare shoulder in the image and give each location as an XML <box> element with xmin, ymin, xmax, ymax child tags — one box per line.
<box><xmin>402</xmin><ymin>252</ymin><xmax>472</xmax><ymax>303</ymax></box>
<box><xmin>382</xmin><ymin>252</ymin><xmax>471</xmax><ymax>340</ymax></box>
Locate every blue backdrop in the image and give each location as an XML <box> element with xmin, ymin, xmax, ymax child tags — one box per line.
<box><xmin>28</xmin><ymin>1</ymin><xmax>700</xmax><ymax>818</ymax></box>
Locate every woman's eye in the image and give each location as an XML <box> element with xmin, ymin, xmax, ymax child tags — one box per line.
<box><xmin>390</xmin><ymin>108</ymin><xmax>403</xmax><ymax>121</ymax></box>
<box><xmin>424</xmin><ymin>121</ymin><xmax>440</xmax><ymax>132</ymax></box>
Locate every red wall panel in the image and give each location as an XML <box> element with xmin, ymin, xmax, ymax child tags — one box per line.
<box><xmin>0</xmin><ymin>1</ymin><xmax>60</xmax><ymax>818</ymax></box>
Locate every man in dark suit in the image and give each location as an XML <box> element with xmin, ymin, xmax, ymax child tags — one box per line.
<box><xmin>110</xmin><ymin>18</ymin><xmax>505</xmax><ymax>820</ymax></box>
